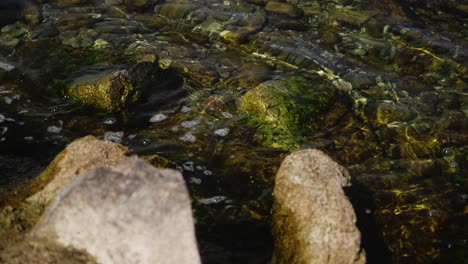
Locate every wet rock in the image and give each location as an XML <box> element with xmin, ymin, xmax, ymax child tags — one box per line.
<box><xmin>172</xmin><ymin>60</ymin><xmax>219</xmax><ymax>87</ymax></box>
<box><xmin>27</xmin><ymin>135</ymin><xmax>129</xmax><ymax>206</ymax></box>
<box><xmin>93</xmin><ymin>20</ymin><xmax>147</xmax><ymax>35</ymax></box>
<box><xmin>330</xmin><ymin>8</ymin><xmax>379</xmax><ymax>27</ymax></box>
<box><xmin>227</xmin><ymin>61</ymin><xmax>273</xmax><ymax>89</ymax></box>
<box><xmin>66</xmin><ymin>62</ymin><xmax>160</xmax><ymax>112</ymax></box>
<box><xmin>272</xmin><ymin>149</ymin><xmax>365</xmax><ymax>264</ymax></box>
<box><xmin>60</xmin><ymin>28</ymin><xmax>98</xmax><ymax>48</ymax></box>
<box><xmin>48</xmin><ymin>0</ymin><xmax>91</xmax><ymax>8</ymax></box>
<box><xmin>123</xmin><ymin>0</ymin><xmax>159</xmax><ymax>11</ymax></box>
<box><xmin>55</xmin><ymin>13</ymin><xmax>101</xmax><ymax>31</ymax></box>
<box><xmin>239</xmin><ymin>75</ymin><xmax>348</xmax><ymax>150</ymax></box>
<box><xmin>31</xmin><ymin>157</ymin><xmax>201</xmax><ymax>264</ymax></box>
<box><xmin>1</xmin><ymin>23</ymin><xmax>30</xmax><ymax>39</ymax></box>
<box><xmin>365</xmin><ymin>101</ymin><xmax>416</xmax><ymax>126</ymax></box>
<box><xmin>67</xmin><ymin>69</ymin><xmax>135</xmax><ymax>111</ymax></box>
<box><xmin>318</xmin><ymin>24</ymin><xmax>343</xmax><ymax>46</ymax></box>
<box><xmin>132</xmin><ymin>13</ymin><xmax>169</xmax><ymax>29</ymax></box>
<box><xmin>265</xmin><ymin>1</ymin><xmax>302</xmax><ymax>18</ymax></box>
<box><xmin>30</xmin><ymin>21</ymin><xmax>59</xmax><ymax>39</ymax></box>
<box><xmin>155</xmin><ymin>0</ymin><xmax>202</xmax><ymax>19</ymax></box>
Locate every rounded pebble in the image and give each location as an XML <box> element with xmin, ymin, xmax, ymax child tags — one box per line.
<box><xmin>103</xmin><ymin>131</ymin><xmax>124</xmax><ymax>143</ymax></box>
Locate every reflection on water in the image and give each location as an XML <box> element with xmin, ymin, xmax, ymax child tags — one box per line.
<box><xmin>0</xmin><ymin>0</ymin><xmax>466</xmax><ymax>263</ymax></box>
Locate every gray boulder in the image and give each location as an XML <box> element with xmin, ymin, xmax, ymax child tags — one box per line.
<box><xmin>272</xmin><ymin>149</ymin><xmax>365</xmax><ymax>264</ymax></box>
<box><xmin>31</xmin><ymin>157</ymin><xmax>201</xmax><ymax>264</ymax></box>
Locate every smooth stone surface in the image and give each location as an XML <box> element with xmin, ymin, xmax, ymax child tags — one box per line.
<box><xmin>272</xmin><ymin>149</ymin><xmax>365</xmax><ymax>264</ymax></box>
<box><xmin>31</xmin><ymin>157</ymin><xmax>201</xmax><ymax>264</ymax></box>
<box><xmin>27</xmin><ymin>135</ymin><xmax>129</xmax><ymax>206</ymax></box>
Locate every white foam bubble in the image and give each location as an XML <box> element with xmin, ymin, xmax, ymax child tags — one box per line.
<box><xmin>179</xmin><ymin>132</ymin><xmax>196</xmax><ymax>142</ymax></box>
<box><xmin>222</xmin><ymin>112</ymin><xmax>233</xmax><ymax>119</ymax></box>
<box><xmin>198</xmin><ymin>196</ymin><xmax>226</xmax><ymax>205</ymax></box>
<box><xmin>189</xmin><ymin>177</ymin><xmax>202</xmax><ymax>184</ymax></box>
<box><xmin>0</xmin><ymin>62</ymin><xmax>14</xmax><ymax>71</ymax></box>
<box><xmin>181</xmin><ymin>106</ymin><xmax>192</xmax><ymax>113</ymax></box>
<box><xmin>149</xmin><ymin>113</ymin><xmax>168</xmax><ymax>123</ymax></box>
<box><xmin>47</xmin><ymin>125</ymin><xmax>62</xmax><ymax>134</ymax></box>
<box><xmin>214</xmin><ymin>128</ymin><xmax>230</xmax><ymax>137</ymax></box>
<box><xmin>104</xmin><ymin>117</ymin><xmax>117</xmax><ymax>125</ymax></box>
<box><xmin>181</xmin><ymin>120</ymin><xmax>200</xmax><ymax>128</ymax></box>
<box><xmin>183</xmin><ymin>161</ymin><xmax>194</xmax><ymax>172</ymax></box>
<box><xmin>4</xmin><ymin>97</ymin><xmax>13</xmax><ymax>104</ymax></box>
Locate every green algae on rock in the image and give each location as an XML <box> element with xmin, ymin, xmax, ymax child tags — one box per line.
<box><xmin>239</xmin><ymin>75</ymin><xmax>349</xmax><ymax>150</ymax></box>
<box><xmin>66</xmin><ymin>62</ymin><xmax>160</xmax><ymax>112</ymax></box>
<box><xmin>67</xmin><ymin>69</ymin><xmax>136</xmax><ymax>112</ymax></box>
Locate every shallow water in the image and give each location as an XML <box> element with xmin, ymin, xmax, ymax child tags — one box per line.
<box><xmin>0</xmin><ymin>0</ymin><xmax>467</xmax><ymax>263</ymax></box>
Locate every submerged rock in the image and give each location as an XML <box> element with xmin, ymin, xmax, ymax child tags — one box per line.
<box><xmin>272</xmin><ymin>149</ymin><xmax>365</xmax><ymax>264</ymax></box>
<box><xmin>365</xmin><ymin>101</ymin><xmax>416</xmax><ymax>126</ymax></box>
<box><xmin>48</xmin><ymin>0</ymin><xmax>91</xmax><ymax>8</ymax></box>
<box><xmin>66</xmin><ymin>62</ymin><xmax>160</xmax><ymax>112</ymax></box>
<box><xmin>239</xmin><ymin>75</ymin><xmax>349</xmax><ymax>150</ymax></box>
<box><xmin>31</xmin><ymin>157</ymin><xmax>201</xmax><ymax>264</ymax></box>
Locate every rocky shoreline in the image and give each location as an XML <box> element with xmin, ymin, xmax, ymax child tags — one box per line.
<box><xmin>0</xmin><ymin>0</ymin><xmax>466</xmax><ymax>263</ymax></box>
<box><xmin>0</xmin><ymin>136</ymin><xmax>362</xmax><ymax>264</ymax></box>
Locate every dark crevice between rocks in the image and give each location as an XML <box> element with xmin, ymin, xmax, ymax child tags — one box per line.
<box><xmin>197</xmin><ymin>221</ymin><xmax>273</xmax><ymax>264</ymax></box>
<box><xmin>345</xmin><ymin>183</ymin><xmax>392</xmax><ymax>264</ymax></box>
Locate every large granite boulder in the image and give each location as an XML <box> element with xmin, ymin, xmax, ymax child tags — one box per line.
<box><xmin>31</xmin><ymin>157</ymin><xmax>201</xmax><ymax>264</ymax></box>
<box><xmin>0</xmin><ymin>136</ymin><xmax>129</xmax><ymax>249</ymax></box>
<box><xmin>27</xmin><ymin>135</ymin><xmax>129</xmax><ymax>206</ymax></box>
<box><xmin>272</xmin><ymin>149</ymin><xmax>365</xmax><ymax>264</ymax></box>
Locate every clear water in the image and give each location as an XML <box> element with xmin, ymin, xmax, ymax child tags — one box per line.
<box><xmin>0</xmin><ymin>0</ymin><xmax>466</xmax><ymax>263</ymax></box>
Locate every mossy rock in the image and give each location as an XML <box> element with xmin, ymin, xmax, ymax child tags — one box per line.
<box><xmin>67</xmin><ymin>69</ymin><xmax>137</xmax><ymax>112</ymax></box>
<box><xmin>66</xmin><ymin>62</ymin><xmax>160</xmax><ymax>112</ymax></box>
<box><xmin>239</xmin><ymin>75</ymin><xmax>348</xmax><ymax>150</ymax></box>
